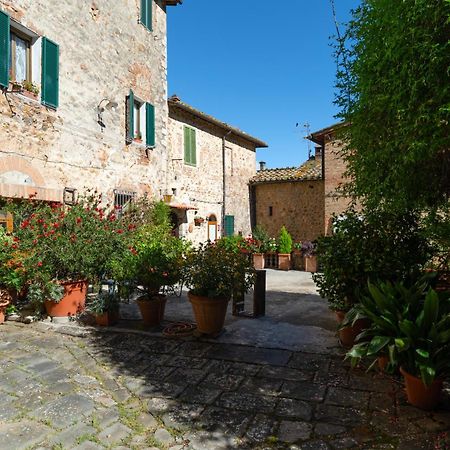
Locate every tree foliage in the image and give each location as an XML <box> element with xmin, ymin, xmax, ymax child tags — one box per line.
<box><xmin>335</xmin><ymin>0</ymin><xmax>450</xmax><ymax>210</ymax></box>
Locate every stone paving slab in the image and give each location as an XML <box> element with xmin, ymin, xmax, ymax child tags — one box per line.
<box><xmin>0</xmin><ymin>322</ymin><xmax>448</xmax><ymax>450</ymax></box>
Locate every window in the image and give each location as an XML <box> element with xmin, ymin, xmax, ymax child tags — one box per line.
<box><xmin>0</xmin><ymin>10</ymin><xmax>59</xmax><ymax>108</ymax></box>
<box><xmin>114</xmin><ymin>189</ymin><xmax>136</xmax><ymax>216</ymax></box>
<box><xmin>10</xmin><ymin>31</ymin><xmax>31</xmax><ymax>83</ymax></box>
<box><xmin>224</xmin><ymin>215</ymin><xmax>235</xmax><ymax>236</ymax></box>
<box><xmin>126</xmin><ymin>90</ymin><xmax>155</xmax><ymax>147</ymax></box>
<box><xmin>140</xmin><ymin>0</ymin><xmax>153</xmax><ymax>31</ymax></box>
<box><xmin>184</xmin><ymin>126</ymin><xmax>196</xmax><ymax>166</ymax></box>
<box><xmin>269</xmin><ymin>206</ymin><xmax>273</xmax><ymax>216</ymax></box>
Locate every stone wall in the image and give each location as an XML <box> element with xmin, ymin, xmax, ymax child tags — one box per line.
<box><xmin>167</xmin><ymin>108</ymin><xmax>257</xmax><ymax>244</ymax></box>
<box><xmin>0</xmin><ymin>0</ymin><xmax>170</xmax><ymax>203</ymax></box>
<box><xmin>323</xmin><ymin>137</ymin><xmax>354</xmax><ymax>233</ymax></box>
<box><xmin>253</xmin><ymin>179</ymin><xmax>325</xmax><ymax>243</ymax></box>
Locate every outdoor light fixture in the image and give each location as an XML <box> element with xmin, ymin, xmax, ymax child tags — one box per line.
<box><xmin>96</xmin><ymin>98</ymin><xmax>118</xmax><ymax>130</ymax></box>
<box><xmin>63</xmin><ymin>187</ymin><xmax>77</xmax><ymax>205</ymax></box>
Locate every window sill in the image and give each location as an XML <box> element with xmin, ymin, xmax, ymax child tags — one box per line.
<box><xmin>184</xmin><ymin>162</ymin><xmax>197</xmax><ymax>168</ymax></box>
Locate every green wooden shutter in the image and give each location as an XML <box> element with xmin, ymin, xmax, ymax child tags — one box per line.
<box><xmin>41</xmin><ymin>37</ymin><xmax>59</xmax><ymax>108</ymax></box>
<box><xmin>145</xmin><ymin>102</ymin><xmax>155</xmax><ymax>147</ymax></box>
<box><xmin>0</xmin><ymin>11</ymin><xmax>10</xmax><ymax>89</ymax></box>
<box><xmin>126</xmin><ymin>90</ymin><xmax>134</xmax><ymax>143</ymax></box>
<box><xmin>224</xmin><ymin>215</ymin><xmax>235</xmax><ymax>236</ymax></box>
<box><xmin>190</xmin><ymin>127</ymin><xmax>196</xmax><ymax>165</ymax></box>
<box><xmin>184</xmin><ymin>126</ymin><xmax>190</xmax><ymax>163</ymax></box>
<box><xmin>141</xmin><ymin>0</ymin><xmax>152</xmax><ymax>30</ymax></box>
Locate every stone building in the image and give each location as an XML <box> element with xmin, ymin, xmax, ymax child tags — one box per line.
<box><xmin>0</xmin><ymin>0</ymin><xmax>267</xmax><ymax>242</ymax></box>
<box><xmin>308</xmin><ymin>122</ymin><xmax>353</xmax><ymax>234</ymax></box>
<box><xmin>250</xmin><ymin>151</ymin><xmax>324</xmax><ymax>243</ymax></box>
<box><xmin>167</xmin><ymin>96</ymin><xmax>267</xmax><ymax>243</ymax></box>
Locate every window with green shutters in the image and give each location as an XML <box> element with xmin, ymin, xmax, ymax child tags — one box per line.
<box><xmin>140</xmin><ymin>0</ymin><xmax>152</xmax><ymax>31</ymax></box>
<box><xmin>146</xmin><ymin>103</ymin><xmax>155</xmax><ymax>147</ymax></box>
<box><xmin>224</xmin><ymin>215</ymin><xmax>235</xmax><ymax>236</ymax></box>
<box><xmin>126</xmin><ymin>90</ymin><xmax>134</xmax><ymax>144</ymax></box>
<box><xmin>184</xmin><ymin>126</ymin><xmax>196</xmax><ymax>166</ymax></box>
<box><xmin>0</xmin><ymin>10</ymin><xmax>10</xmax><ymax>89</ymax></box>
<box><xmin>41</xmin><ymin>37</ymin><xmax>59</xmax><ymax>109</ymax></box>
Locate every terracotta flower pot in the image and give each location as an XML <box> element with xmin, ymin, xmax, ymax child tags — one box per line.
<box><xmin>95</xmin><ymin>310</ymin><xmax>120</xmax><ymax>327</ymax></box>
<box><xmin>188</xmin><ymin>291</ymin><xmax>229</xmax><ymax>335</ymax></box>
<box><xmin>137</xmin><ymin>294</ymin><xmax>167</xmax><ymax>327</ymax></box>
<box><xmin>0</xmin><ymin>299</ymin><xmax>10</xmax><ymax>324</ymax></box>
<box><xmin>44</xmin><ymin>280</ymin><xmax>88</xmax><ymax>318</ymax></box>
<box><xmin>291</xmin><ymin>250</ymin><xmax>303</xmax><ymax>270</ymax></box>
<box><xmin>400</xmin><ymin>367</ymin><xmax>443</xmax><ymax>410</ymax></box>
<box><xmin>278</xmin><ymin>253</ymin><xmax>291</xmax><ymax>271</ymax></box>
<box><xmin>304</xmin><ymin>255</ymin><xmax>317</xmax><ymax>273</ymax></box>
<box><xmin>335</xmin><ymin>310</ymin><xmax>370</xmax><ymax>348</ymax></box>
<box><xmin>253</xmin><ymin>253</ymin><xmax>265</xmax><ymax>270</ymax></box>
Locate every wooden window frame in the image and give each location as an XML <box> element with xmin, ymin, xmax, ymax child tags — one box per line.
<box><xmin>10</xmin><ymin>30</ymin><xmax>32</xmax><ymax>83</ymax></box>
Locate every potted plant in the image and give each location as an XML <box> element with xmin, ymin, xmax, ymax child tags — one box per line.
<box><xmin>134</xmin><ymin>131</ymin><xmax>143</xmax><ymax>143</ymax></box>
<box><xmin>346</xmin><ymin>277</ymin><xmax>450</xmax><ymax>410</ymax></box>
<box><xmin>87</xmin><ymin>291</ymin><xmax>120</xmax><ymax>326</ymax></box>
<box><xmin>10</xmin><ymin>193</ymin><xmax>127</xmax><ymax>318</ymax></box>
<box><xmin>22</xmin><ymin>81</ymin><xmax>40</xmax><ymax>100</ymax></box>
<box><xmin>184</xmin><ymin>241</ymin><xmax>255</xmax><ymax>335</ymax></box>
<box><xmin>301</xmin><ymin>240</ymin><xmax>317</xmax><ymax>272</ymax></box>
<box><xmin>277</xmin><ymin>226</ymin><xmax>292</xmax><ymax>270</ymax></box>
<box><xmin>194</xmin><ymin>216</ymin><xmax>204</xmax><ymax>226</ymax></box>
<box><xmin>252</xmin><ymin>225</ymin><xmax>271</xmax><ymax>270</ymax></box>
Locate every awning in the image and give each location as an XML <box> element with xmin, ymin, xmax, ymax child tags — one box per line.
<box><xmin>168</xmin><ymin>202</ymin><xmax>198</xmax><ymax>211</ymax></box>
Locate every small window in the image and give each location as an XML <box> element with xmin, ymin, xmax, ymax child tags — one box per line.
<box><xmin>126</xmin><ymin>90</ymin><xmax>155</xmax><ymax>147</ymax></box>
<box><xmin>184</xmin><ymin>126</ymin><xmax>196</xmax><ymax>166</ymax></box>
<box><xmin>114</xmin><ymin>189</ymin><xmax>136</xmax><ymax>216</ymax></box>
<box><xmin>10</xmin><ymin>31</ymin><xmax>31</xmax><ymax>83</ymax></box>
<box><xmin>133</xmin><ymin>100</ymin><xmax>143</xmax><ymax>141</ymax></box>
<box><xmin>269</xmin><ymin>206</ymin><xmax>273</xmax><ymax>217</ymax></box>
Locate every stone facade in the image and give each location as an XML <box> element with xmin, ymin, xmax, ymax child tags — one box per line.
<box><xmin>251</xmin><ymin>157</ymin><xmax>324</xmax><ymax>243</ymax></box>
<box><xmin>167</xmin><ymin>98</ymin><xmax>267</xmax><ymax>244</ymax></box>
<box><xmin>309</xmin><ymin>123</ymin><xmax>353</xmax><ymax>234</ymax></box>
<box><xmin>0</xmin><ymin>0</ymin><xmax>174</xmax><ymax>204</ymax></box>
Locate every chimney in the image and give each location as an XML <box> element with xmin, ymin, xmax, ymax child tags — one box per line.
<box><xmin>315</xmin><ymin>146</ymin><xmax>323</xmax><ymax>159</ymax></box>
<box><xmin>259</xmin><ymin>161</ymin><xmax>266</xmax><ymax>171</ymax></box>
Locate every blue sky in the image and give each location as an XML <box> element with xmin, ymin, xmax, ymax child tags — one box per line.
<box><xmin>167</xmin><ymin>0</ymin><xmax>360</xmax><ymax>169</ymax></box>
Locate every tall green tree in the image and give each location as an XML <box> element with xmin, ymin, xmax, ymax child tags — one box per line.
<box><xmin>335</xmin><ymin>0</ymin><xmax>450</xmax><ymax>210</ymax></box>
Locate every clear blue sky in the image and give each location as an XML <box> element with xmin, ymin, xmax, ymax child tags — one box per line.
<box><xmin>167</xmin><ymin>0</ymin><xmax>359</xmax><ymax>169</ymax></box>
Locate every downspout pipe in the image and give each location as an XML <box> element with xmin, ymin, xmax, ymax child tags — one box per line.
<box><xmin>222</xmin><ymin>130</ymin><xmax>232</xmax><ymax>236</ymax></box>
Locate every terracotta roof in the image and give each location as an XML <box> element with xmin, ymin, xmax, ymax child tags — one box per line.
<box><xmin>165</xmin><ymin>0</ymin><xmax>183</xmax><ymax>5</ymax></box>
<box><xmin>250</xmin><ymin>157</ymin><xmax>322</xmax><ymax>185</ymax></box>
<box><xmin>168</xmin><ymin>96</ymin><xmax>268</xmax><ymax>149</ymax></box>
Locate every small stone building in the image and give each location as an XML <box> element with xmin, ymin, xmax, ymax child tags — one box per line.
<box><xmin>167</xmin><ymin>96</ymin><xmax>267</xmax><ymax>244</ymax></box>
<box><xmin>250</xmin><ymin>152</ymin><xmax>324</xmax><ymax>243</ymax></box>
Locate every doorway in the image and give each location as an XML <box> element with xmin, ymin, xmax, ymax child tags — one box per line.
<box><xmin>207</xmin><ymin>214</ymin><xmax>218</xmax><ymax>241</ymax></box>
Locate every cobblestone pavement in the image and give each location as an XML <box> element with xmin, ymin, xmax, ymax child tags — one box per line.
<box><xmin>0</xmin><ymin>321</ymin><xmax>449</xmax><ymax>450</ymax></box>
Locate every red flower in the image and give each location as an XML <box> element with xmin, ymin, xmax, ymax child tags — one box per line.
<box><xmin>13</xmin><ymin>237</ymin><xmax>19</xmax><ymax>242</ymax></box>
<box><xmin>53</xmin><ymin>222</ymin><xmax>60</xmax><ymax>228</ymax></box>
<box><xmin>37</xmin><ymin>261</ymin><xmax>43</xmax><ymax>267</ymax></box>
<box><xmin>116</xmin><ymin>229</ymin><xmax>123</xmax><ymax>234</ymax></box>
<box><xmin>33</xmin><ymin>239</ymin><xmax>38</xmax><ymax>245</ymax></box>
<box><xmin>76</xmin><ymin>217</ymin><xmax>82</xmax><ymax>224</ymax></box>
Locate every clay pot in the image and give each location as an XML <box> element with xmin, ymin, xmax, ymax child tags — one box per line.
<box><xmin>291</xmin><ymin>250</ymin><xmax>303</xmax><ymax>270</ymax></box>
<box><xmin>95</xmin><ymin>310</ymin><xmax>119</xmax><ymax>327</ymax></box>
<box><xmin>335</xmin><ymin>310</ymin><xmax>370</xmax><ymax>348</ymax></box>
<box><xmin>44</xmin><ymin>280</ymin><xmax>88</xmax><ymax>318</ymax></box>
<box><xmin>137</xmin><ymin>294</ymin><xmax>167</xmax><ymax>327</ymax></box>
<box><xmin>278</xmin><ymin>253</ymin><xmax>291</xmax><ymax>271</ymax></box>
<box><xmin>0</xmin><ymin>298</ymin><xmax>10</xmax><ymax>324</ymax></box>
<box><xmin>304</xmin><ymin>255</ymin><xmax>318</xmax><ymax>273</ymax></box>
<box><xmin>400</xmin><ymin>367</ymin><xmax>443</xmax><ymax>410</ymax></box>
<box><xmin>378</xmin><ymin>355</ymin><xmax>389</xmax><ymax>372</ymax></box>
<box><xmin>253</xmin><ymin>253</ymin><xmax>265</xmax><ymax>270</ymax></box>
<box><xmin>188</xmin><ymin>291</ymin><xmax>229</xmax><ymax>335</ymax></box>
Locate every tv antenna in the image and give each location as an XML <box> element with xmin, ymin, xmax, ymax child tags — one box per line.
<box><xmin>303</xmin><ymin>122</ymin><xmax>311</xmax><ymax>158</ymax></box>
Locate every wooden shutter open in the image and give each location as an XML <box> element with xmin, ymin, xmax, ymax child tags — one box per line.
<box><xmin>141</xmin><ymin>0</ymin><xmax>152</xmax><ymax>30</ymax></box>
<box><xmin>0</xmin><ymin>11</ymin><xmax>10</xmax><ymax>89</ymax></box>
<box><xmin>126</xmin><ymin>90</ymin><xmax>134</xmax><ymax>144</ymax></box>
<box><xmin>41</xmin><ymin>37</ymin><xmax>59</xmax><ymax>108</ymax></box>
<box><xmin>224</xmin><ymin>215</ymin><xmax>235</xmax><ymax>236</ymax></box>
<box><xmin>145</xmin><ymin>102</ymin><xmax>155</xmax><ymax>147</ymax></box>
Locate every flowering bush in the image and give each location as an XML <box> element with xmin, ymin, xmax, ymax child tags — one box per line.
<box><xmin>184</xmin><ymin>241</ymin><xmax>255</xmax><ymax>299</ymax></box>
<box><xmin>7</xmin><ymin>193</ymin><xmax>131</xmax><ymax>304</ymax></box>
<box><xmin>0</xmin><ymin>228</ymin><xmax>26</xmax><ymax>292</ymax></box>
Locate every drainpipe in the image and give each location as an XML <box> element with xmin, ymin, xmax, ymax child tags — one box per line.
<box><xmin>222</xmin><ymin>130</ymin><xmax>232</xmax><ymax>235</ymax></box>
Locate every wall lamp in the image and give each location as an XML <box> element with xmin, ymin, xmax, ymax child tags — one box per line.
<box><xmin>96</xmin><ymin>98</ymin><xmax>118</xmax><ymax>130</ymax></box>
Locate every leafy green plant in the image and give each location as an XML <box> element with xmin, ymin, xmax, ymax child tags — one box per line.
<box><xmin>313</xmin><ymin>208</ymin><xmax>431</xmax><ymax>312</ymax></box>
<box><xmin>87</xmin><ymin>291</ymin><xmax>120</xmax><ymax>315</ymax></box>
<box><xmin>278</xmin><ymin>226</ymin><xmax>292</xmax><ymax>254</ymax></box>
<box><xmin>22</xmin><ymin>80</ymin><xmax>39</xmax><ymax>95</ymax></box>
<box><xmin>346</xmin><ymin>276</ymin><xmax>450</xmax><ymax>386</ymax></box>
<box><xmin>252</xmin><ymin>225</ymin><xmax>271</xmax><ymax>253</ymax></box>
<box><xmin>184</xmin><ymin>241</ymin><xmax>255</xmax><ymax>299</ymax></box>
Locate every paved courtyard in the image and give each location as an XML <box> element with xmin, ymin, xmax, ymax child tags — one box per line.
<box><xmin>0</xmin><ymin>271</ymin><xmax>449</xmax><ymax>450</ymax></box>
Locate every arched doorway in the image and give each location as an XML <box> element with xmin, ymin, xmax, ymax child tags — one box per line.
<box><xmin>207</xmin><ymin>214</ymin><xmax>218</xmax><ymax>241</ymax></box>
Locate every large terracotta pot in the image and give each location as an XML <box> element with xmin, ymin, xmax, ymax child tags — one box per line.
<box><xmin>400</xmin><ymin>367</ymin><xmax>443</xmax><ymax>410</ymax></box>
<box><xmin>188</xmin><ymin>291</ymin><xmax>229</xmax><ymax>335</ymax></box>
<box><xmin>137</xmin><ymin>294</ymin><xmax>167</xmax><ymax>327</ymax></box>
<box><xmin>95</xmin><ymin>310</ymin><xmax>120</xmax><ymax>327</ymax></box>
<box><xmin>304</xmin><ymin>255</ymin><xmax>317</xmax><ymax>273</ymax></box>
<box><xmin>0</xmin><ymin>299</ymin><xmax>10</xmax><ymax>324</ymax></box>
<box><xmin>253</xmin><ymin>253</ymin><xmax>265</xmax><ymax>270</ymax></box>
<box><xmin>291</xmin><ymin>250</ymin><xmax>303</xmax><ymax>270</ymax></box>
<box><xmin>335</xmin><ymin>310</ymin><xmax>370</xmax><ymax>348</ymax></box>
<box><xmin>44</xmin><ymin>280</ymin><xmax>88</xmax><ymax>318</ymax></box>
<box><xmin>278</xmin><ymin>253</ymin><xmax>291</xmax><ymax>271</ymax></box>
